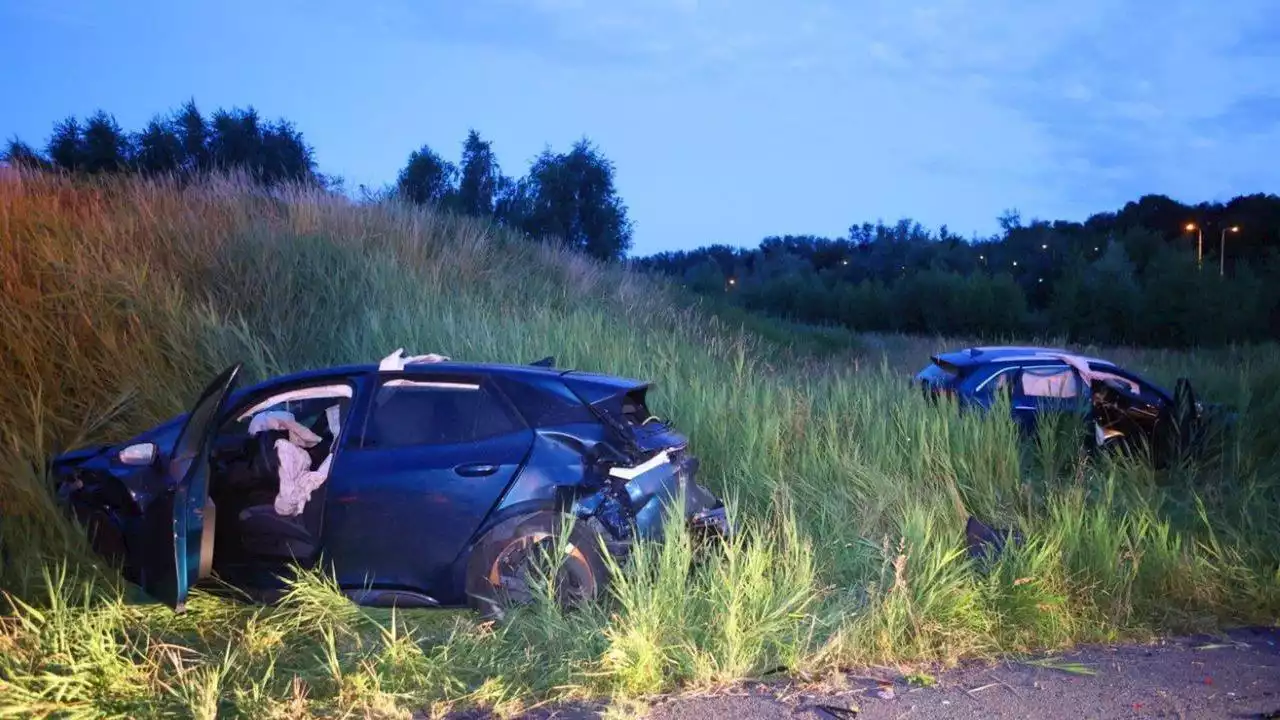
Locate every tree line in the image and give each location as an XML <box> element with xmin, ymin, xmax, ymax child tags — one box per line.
<box><xmin>393</xmin><ymin>131</ymin><xmax>633</xmax><ymax>259</ymax></box>
<box><xmin>638</xmin><ymin>200</ymin><xmax>1280</xmax><ymax>348</ymax></box>
<box><xmin>3</xmin><ymin>101</ymin><xmax>634</xmax><ymax>260</ymax></box>
<box><xmin>4</xmin><ymin>101</ymin><xmax>321</xmax><ymax>187</ymax></box>
<box><xmin>7</xmin><ymin>101</ymin><xmax>1280</xmax><ymax>347</ymax></box>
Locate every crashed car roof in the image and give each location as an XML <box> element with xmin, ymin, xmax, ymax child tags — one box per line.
<box><xmin>931</xmin><ymin>346</ymin><xmax>1117</xmax><ymax>370</ymax></box>
<box><xmin>929</xmin><ymin>345</ymin><xmax>1174</xmax><ymax>402</ymax></box>
<box><xmin>226</xmin><ymin>360</ymin><xmax>651</xmax><ymax>406</ymax></box>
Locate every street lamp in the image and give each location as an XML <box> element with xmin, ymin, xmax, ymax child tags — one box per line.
<box><xmin>1220</xmin><ymin>226</ymin><xmax>1240</xmax><ymax>277</ymax></box>
<box><xmin>1185</xmin><ymin>223</ymin><xmax>1202</xmax><ymax>266</ymax></box>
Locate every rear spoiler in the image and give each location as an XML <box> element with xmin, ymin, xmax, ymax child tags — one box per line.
<box><xmin>560</xmin><ymin>371</ymin><xmax>651</xmax><ymax>406</ymax></box>
<box><xmin>928</xmin><ymin>355</ymin><xmax>962</xmax><ymax>373</ymax></box>
<box><xmin>560</xmin><ymin>371</ymin><xmax>652</xmax><ymax>457</ymax></box>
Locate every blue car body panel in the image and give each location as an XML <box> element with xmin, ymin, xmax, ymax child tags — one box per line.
<box><xmin>323</xmin><ymin>428</ymin><xmax>536</xmax><ymax>602</ymax></box>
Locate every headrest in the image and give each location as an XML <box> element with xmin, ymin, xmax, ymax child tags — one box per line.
<box><xmin>249</xmin><ymin>410</ymin><xmax>297</xmax><ymax>436</ymax></box>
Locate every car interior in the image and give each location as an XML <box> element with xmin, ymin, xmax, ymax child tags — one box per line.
<box><xmin>1089</xmin><ymin>375</ymin><xmax>1162</xmax><ymax>446</ymax></box>
<box><xmin>206</xmin><ymin>385</ymin><xmax>354</xmax><ymax>582</ymax></box>
<box><xmin>1016</xmin><ymin>366</ymin><xmax>1081</xmax><ymax>399</ymax></box>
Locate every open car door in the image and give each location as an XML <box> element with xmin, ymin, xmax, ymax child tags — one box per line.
<box><xmin>1153</xmin><ymin>377</ymin><xmax>1201</xmax><ymax>466</ymax></box>
<box><xmin>138</xmin><ymin>363</ymin><xmax>242</xmax><ymax>610</ymax></box>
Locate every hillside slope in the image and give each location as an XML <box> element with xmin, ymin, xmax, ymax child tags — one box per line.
<box><xmin>1</xmin><ymin>170</ymin><xmax>1277</xmax><ymax>718</ymax></box>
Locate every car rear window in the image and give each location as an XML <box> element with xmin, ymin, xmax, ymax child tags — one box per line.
<box><xmin>916</xmin><ymin>362</ymin><xmax>959</xmax><ymax>387</ymax></box>
<box><xmin>492</xmin><ymin>376</ymin><xmax>595</xmax><ymax>427</ymax></box>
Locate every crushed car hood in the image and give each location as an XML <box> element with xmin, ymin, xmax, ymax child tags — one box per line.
<box><xmin>49</xmin><ymin>416</ymin><xmax>186</xmax><ymax>512</ymax></box>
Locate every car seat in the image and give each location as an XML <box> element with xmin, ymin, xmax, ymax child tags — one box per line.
<box><xmin>236</xmin><ymin>416</ymin><xmax>333</xmax><ymax>563</ymax></box>
<box><xmin>236</xmin><ymin>403</ymin><xmax>347</xmax><ymax>563</ymax></box>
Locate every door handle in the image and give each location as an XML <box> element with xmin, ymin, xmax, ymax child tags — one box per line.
<box><xmin>455</xmin><ymin>463</ymin><xmax>499</xmax><ymax>477</ymax></box>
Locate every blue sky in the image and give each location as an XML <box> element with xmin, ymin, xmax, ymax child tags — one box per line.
<box><xmin>3</xmin><ymin>0</ymin><xmax>1278</xmax><ymax>255</ymax></box>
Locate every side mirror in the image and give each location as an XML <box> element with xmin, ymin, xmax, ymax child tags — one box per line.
<box><xmin>119</xmin><ymin>442</ymin><xmax>158</xmax><ymax>466</ymax></box>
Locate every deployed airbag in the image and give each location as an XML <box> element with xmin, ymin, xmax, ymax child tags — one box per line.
<box><xmin>247</xmin><ymin>411</ymin><xmax>333</xmax><ymax>517</ymax></box>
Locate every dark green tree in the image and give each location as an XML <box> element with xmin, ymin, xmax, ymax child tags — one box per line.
<box><xmin>133</xmin><ymin>116</ymin><xmax>183</xmax><ymax>174</ymax></box>
<box><xmin>81</xmin><ymin>111</ymin><xmax>131</xmax><ymax>174</ymax></box>
<box><xmin>209</xmin><ymin>107</ymin><xmax>263</xmax><ymax>173</ymax></box>
<box><xmin>259</xmin><ymin>119</ymin><xmax>315</xmax><ymax>184</ymax></box>
<box><xmin>174</xmin><ymin>100</ymin><xmax>210</xmax><ymax>173</ymax></box>
<box><xmin>522</xmin><ymin>139</ymin><xmax>633</xmax><ymax>261</ymax></box>
<box><xmin>46</xmin><ymin>117</ymin><xmax>85</xmax><ymax>171</ymax></box>
<box><xmin>683</xmin><ymin>257</ymin><xmax>726</xmax><ymax>293</ymax></box>
<box><xmin>457</xmin><ymin>130</ymin><xmax>501</xmax><ymax>217</ymax></box>
<box><xmin>397</xmin><ymin>145</ymin><xmax>457</xmax><ymax>206</ymax></box>
<box><xmin>1</xmin><ymin>139</ymin><xmax>49</xmax><ymax>169</ymax></box>
<box><xmin>1079</xmin><ymin>242</ymin><xmax>1144</xmax><ymax>344</ymax></box>
<box><xmin>494</xmin><ymin>174</ymin><xmax>533</xmax><ymax>229</ymax></box>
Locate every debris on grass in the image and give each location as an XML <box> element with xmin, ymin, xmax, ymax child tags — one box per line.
<box><xmin>811</xmin><ymin>703</ymin><xmax>859</xmax><ymax>719</ymax></box>
<box><xmin>905</xmin><ymin>672</ymin><xmax>936</xmax><ymax>688</ymax></box>
<box><xmin>964</xmin><ymin>515</ymin><xmax>1025</xmax><ymax>568</ymax></box>
<box><xmin>1193</xmin><ymin>642</ymin><xmax>1248</xmax><ymax>651</ymax></box>
<box><xmin>1023</xmin><ymin>657</ymin><xmax>1098</xmax><ymax>676</ymax></box>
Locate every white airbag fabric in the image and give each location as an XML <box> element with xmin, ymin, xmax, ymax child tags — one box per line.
<box><xmin>275</xmin><ymin>453</ymin><xmax>332</xmax><ymax>517</ymax></box>
<box><xmin>247</xmin><ymin>411</ymin><xmax>334</xmax><ymax>517</ymax></box>
<box><xmin>378</xmin><ymin>348</ymin><xmax>450</xmax><ymax>371</ymax></box>
<box><xmin>1020</xmin><ymin>369</ymin><xmax>1079</xmax><ymax>398</ymax></box>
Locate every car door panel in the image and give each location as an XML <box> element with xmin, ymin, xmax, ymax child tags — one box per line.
<box><xmin>319</xmin><ymin>375</ymin><xmax>534</xmax><ymax>600</ymax></box>
<box><xmin>323</xmin><ymin>430</ymin><xmax>534</xmax><ymax>596</ymax></box>
<box><xmin>138</xmin><ymin>363</ymin><xmax>242</xmax><ymax>610</ymax></box>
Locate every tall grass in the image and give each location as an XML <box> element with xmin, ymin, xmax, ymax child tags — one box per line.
<box><xmin>1</xmin><ymin>169</ymin><xmax>1278</xmax><ymax>717</ymax></box>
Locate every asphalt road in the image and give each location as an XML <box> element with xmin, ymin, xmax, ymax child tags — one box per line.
<box><xmin>452</xmin><ymin>627</ymin><xmax>1280</xmax><ymax>720</ymax></box>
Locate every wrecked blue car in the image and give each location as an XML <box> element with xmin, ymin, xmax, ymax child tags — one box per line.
<box><xmin>914</xmin><ymin>346</ymin><xmax>1223</xmax><ymax>466</ymax></box>
<box><xmin>51</xmin><ymin>351</ymin><xmax>729</xmax><ymax>616</ymax></box>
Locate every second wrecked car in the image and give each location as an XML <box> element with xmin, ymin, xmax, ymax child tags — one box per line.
<box><xmin>51</xmin><ymin>351</ymin><xmax>730</xmax><ymax>616</ymax></box>
<box><xmin>915</xmin><ymin>346</ymin><xmax>1227</xmax><ymax>465</ymax></box>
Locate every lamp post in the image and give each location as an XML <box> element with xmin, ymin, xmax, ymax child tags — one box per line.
<box><xmin>1220</xmin><ymin>225</ymin><xmax>1240</xmax><ymax>277</ymax></box>
<box><xmin>1185</xmin><ymin>223</ymin><xmax>1202</xmax><ymax>267</ymax></box>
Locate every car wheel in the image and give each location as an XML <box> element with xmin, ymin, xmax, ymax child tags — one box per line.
<box><xmin>464</xmin><ymin>511</ymin><xmax>609</xmax><ymax>620</ymax></box>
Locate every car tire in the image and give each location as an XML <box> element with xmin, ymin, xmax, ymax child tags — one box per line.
<box><xmin>464</xmin><ymin>510</ymin><xmax>610</xmax><ymax>621</ymax></box>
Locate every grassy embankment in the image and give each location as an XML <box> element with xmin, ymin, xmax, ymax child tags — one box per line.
<box><xmin>1</xmin><ymin>170</ymin><xmax>1277</xmax><ymax>718</ymax></box>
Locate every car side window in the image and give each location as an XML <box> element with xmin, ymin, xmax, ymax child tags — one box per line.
<box><xmin>220</xmin><ymin>383</ymin><xmax>354</xmax><ymax>438</ymax></box>
<box><xmin>984</xmin><ymin>368</ymin><xmax>1016</xmax><ymax>396</ymax></box>
<box><xmin>1017</xmin><ymin>365</ymin><xmax>1080</xmax><ymax>399</ymax></box>
<box><xmin>492</xmin><ymin>376</ymin><xmax>595</xmax><ymax>427</ymax></box>
<box><xmin>363</xmin><ymin>379</ymin><xmax>524</xmax><ymax>448</ymax></box>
